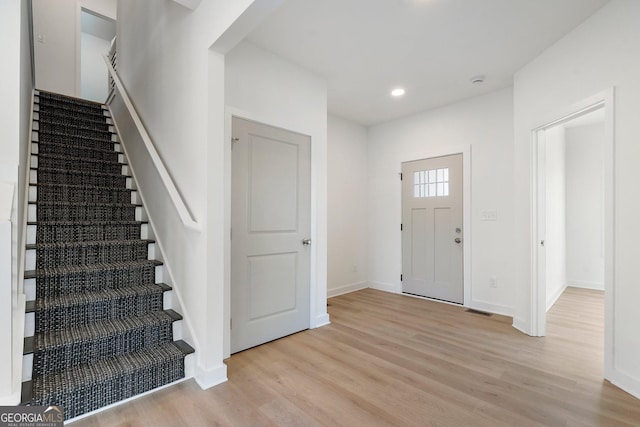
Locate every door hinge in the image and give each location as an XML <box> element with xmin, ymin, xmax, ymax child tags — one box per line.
<box><xmin>400</xmin><ymin>274</ymin><xmax>403</xmax><ymax>282</ymax></box>
<box><xmin>400</xmin><ymin>223</ymin><xmax>403</xmax><ymax>231</ymax></box>
<box><xmin>400</xmin><ymin>172</ymin><xmax>403</xmax><ymax>180</ymax></box>
<box><xmin>231</xmin><ymin>137</ymin><xmax>239</xmax><ymax>149</ymax></box>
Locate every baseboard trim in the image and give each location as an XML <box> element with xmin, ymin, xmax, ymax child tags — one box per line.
<box><xmin>468</xmin><ymin>299</ymin><xmax>513</xmax><ymax>317</ymax></box>
<box><xmin>608</xmin><ymin>369</ymin><xmax>640</xmax><ymax>400</ymax></box>
<box><xmin>313</xmin><ymin>313</ymin><xmax>330</xmax><ymax>328</ymax></box>
<box><xmin>546</xmin><ymin>284</ymin><xmax>567</xmax><ymax>312</ymax></box>
<box><xmin>567</xmin><ymin>280</ymin><xmax>604</xmax><ymax>290</ymax></box>
<box><xmin>368</xmin><ymin>281</ymin><xmax>399</xmax><ymax>294</ymax></box>
<box><xmin>512</xmin><ymin>317</ymin><xmax>530</xmax><ymax>336</ymax></box>
<box><xmin>194</xmin><ymin>363</ymin><xmax>228</xmax><ymax>390</ymax></box>
<box><xmin>327</xmin><ymin>281</ymin><xmax>368</xmax><ymax>298</ymax></box>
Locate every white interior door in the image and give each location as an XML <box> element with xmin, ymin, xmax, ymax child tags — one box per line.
<box><xmin>231</xmin><ymin>117</ymin><xmax>311</xmax><ymax>353</ymax></box>
<box><xmin>402</xmin><ymin>154</ymin><xmax>463</xmax><ymax>304</ymax></box>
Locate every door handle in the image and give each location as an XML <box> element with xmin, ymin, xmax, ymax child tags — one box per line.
<box><xmin>302</xmin><ymin>238</ymin><xmax>312</xmax><ymax>246</ymax></box>
<box><xmin>454</xmin><ymin>237</ymin><xmax>462</xmax><ymax>244</ymax></box>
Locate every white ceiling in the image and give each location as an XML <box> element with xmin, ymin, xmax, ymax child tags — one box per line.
<box><xmin>247</xmin><ymin>0</ymin><xmax>610</xmax><ymax>126</ymax></box>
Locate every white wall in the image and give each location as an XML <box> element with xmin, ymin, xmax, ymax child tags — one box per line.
<box><xmin>367</xmin><ymin>87</ymin><xmax>515</xmax><ymax>315</ymax></box>
<box><xmin>327</xmin><ymin>115</ymin><xmax>368</xmax><ymax>297</ymax></box>
<box><xmin>81</xmin><ymin>32</ymin><xmax>110</xmax><ymax>102</ymax></box>
<box><xmin>32</xmin><ymin>0</ymin><xmax>77</xmax><ymax>95</ymax></box>
<box><xmin>565</xmin><ymin>122</ymin><xmax>604</xmax><ymax>289</ymax></box>
<box><xmin>544</xmin><ymin>126</ymin><xmax>566</xmax><ymax>310</ymax></box>
<box><xmin>0</xmin><ymin>0</ymin><xmax>33</xmax><ymax>404</ymax></box>
<box><xmin>224</xmin><ymin>40</ymin><xmax>329</xmax><ymax>355</ymax></box>
<box><xmin>116</xmin><ymin>0</ymin><xmax>257</xmax><ymax>389</ymax></box>
<box><xmin>513</xmin><ymin>0</ymin><xmax>640</xmax><ymax>397</ymax></box>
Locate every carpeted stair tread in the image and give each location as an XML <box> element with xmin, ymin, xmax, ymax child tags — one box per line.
<box><xmin>38</xmin><ymin>122</ymin><xmax>114</xmax><ymax>141</ymax></box>
<box><xmin>35</xmin><ymin>142</ymin><xmax>120</xmax><ymax>162</ymax></box>
<box><xmin>37</xmin><ymin>116</ymin><xmax>109</xmax><ymax>132</ymax></box>
<box><xmin>36</xmin><ymin>153</ymin><xmax>124</xmax><ymax>174</ymax></box>
<box><xmin>36</xmin><ymin>111</ymin><xmax>111</xmax><ymax>128</ymax></box>
<box><xmin>34</xmin><ymin>183</ymin><xmax>134</xmax><ymax>204</ymax></box>
<box><xmin>33</xmin><ymin>284</ymin><xmax>165</xmax><ymax>331</ymax></box>
<box><xmin>37</xmin><ymin>91</ymin><xmax>104</xmax><ymax>107</ymax></box>
<box><xmin>34</xmin><ymin>167</ymin><xmax>129</xmax><ymax>188</ymax></box>
<box><xmin>27</xmin><ymin>342</ymin><xmax>187</xmax><ymax>419</ymax></box>
<box><xmin>30</xmin><ymin>201</ymin><xmax>140</xmax><ymax>222</ymax></box>
<box><xmin>32</xmin><ymin>240</ymin><xmax>153</xmax><ymax>268</ymax></box>
<box><xmin>32</xmin><ymin>222</ymin><xmax>145</xmax><ymax>243</ymax></box>
<box><xmin>35</xmin><ymin>101</ymin><xmax>108</xmax><ymax>117</ymax></box>
<box><xmin>37</xmin><ymin>132</ymin><xmax>117</xmax><ymax>149</ymax></box>
<box><xmin>25</xmin><ymin>259</ymin><xmax>162</xmax><ymax>279</ymax></box>
<box><xmin>25</xmin><ymin>260</ymin><xmax>162</xmax><ymax>297</ymax></box>
<box><xmin>27</xmin><ymin>239</ymin><xmax>154</xmax><ymax>250</ymax></box>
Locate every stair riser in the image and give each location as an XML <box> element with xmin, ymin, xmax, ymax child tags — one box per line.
<box><xmin>35</xmin><ymin>290</ymin><xmax>164</xmax><ymax>332</ymax></box>
<box><xmin>25</xmin><ymin>243</ymin><xmax>156</xmax><ymax>270</ymax></box>
<box><xmin>36</xmin><ymin>118</ymin><xmax>110</xmax><ymax>133</ymax></box>
<box><xmin>36</xmin><ymin>97</ymin><xmax>105</xmax><ymax>115</ymax></box>
<box><xmin>31</xmin><ymin>170</ymin><xmax>131</xmax><ymax>188</ymax></box>
<box><xmin>29</xmin><ymin>186</ymin><xmax>138</xmax><ymax>204</ymax></box>
<box><xmin>23</xmin><ymin>264</ymin><xmax>162</xmax><ymax>300</ymax></box>
<box><xmin>35</xmin><ymin>111</ymin><xmax>113</xmax><ymax>127</ymax></box>
<box><xmin>38</xmin><ymin>123</ymin><xmax>116</xmax><ymax>141</ymax></box>
<box><xmin>35</xmin><ymin>132</ymin><xmax>120</xmax><ymax>150</ymax></box>
<box><xmin>33</xmin><ymin>155</ymin><xmax>128</xmax><ymax>175</ymax></box>
<box><xmin>28</xmin><ymin>223</ymin><xmax>147</xmax><ymax>244</ymax></box>
<box><xmin>32</xmin><ymin>142</ymin><xmax>123</xmax><ymax>161</ymax></box>
<box><xmin>34</xmin><ymin>102</ymin><xmax>109</xmax><ymax>120</ymax></box>
<box><xmin>28</xmin><ymin>204</ymin><xmax>143</xmax><ymax>222</ymax></box>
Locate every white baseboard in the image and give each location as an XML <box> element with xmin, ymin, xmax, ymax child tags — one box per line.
<box><xmin>327</xmin><ymin>281</ymin><xmax>368</xmax><ymax>298</ymax></box>
<box><xmin>546</xmin><ymin>284</ymin><xmax>567</xmax><ymax>312</ymax></box>
<box><xmin>194</xmin><ymin>363</ymin><xmax>228</xmax><ymax>390</ymax></box>
<box><xmin>313</xmin><ymin>313</ymin><xmax>330</xmax><ymax>328</ymax></box>
<box><xmin>567</xmin><ymin>280</ymin><xmax>604</xmax><ymax>290</ymax></box>
<box><xmin>368</xmin><ymin>281</ymin><xmax>399</xmax><ymax>294</ymax></box>
<box><xmin>468</xmin><ymin>299</ymin><xmax>513</xmax><ymax>317</ymax></box>
<box><xmin>608</xmin><ymin>369</ymin><xmax>640</xmax><ymax>400</ymax></box>
<box><xmin>512</xmin><ymin>317</ymin><xmax>530</xmax><ymax>336</ymax></box>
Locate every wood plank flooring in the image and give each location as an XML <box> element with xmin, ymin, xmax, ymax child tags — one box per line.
<box><xmin>70</xmin><ymin>287</ymin><xmax>640</xmax><ymax>426</ymax></box>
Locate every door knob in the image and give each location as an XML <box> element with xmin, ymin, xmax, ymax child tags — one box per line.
<box><xmin>302</xmin><ymin>238</ymin><xmax>312</xmax><ymax>246</ymax></box>
<box><xmin>454</xmin><ymin>238</ymin><xmax>462</xmax><ymax>244</ymax></box>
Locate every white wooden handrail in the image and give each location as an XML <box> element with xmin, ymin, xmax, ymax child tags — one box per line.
<box><xmin>103</xmin><ymin>55</ymin><xmax>201</xmax><ymax>232</ymax></box>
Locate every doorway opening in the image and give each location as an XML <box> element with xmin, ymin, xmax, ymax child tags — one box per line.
<box><xmin>79</xmin><ymin>9</ymin><xmax>115</xmax><ymax>103</ymax></box>
<box><xmin>530</xmin><ymin>90</ymin><xmax>614</xmax><ymax>380</ymax></box>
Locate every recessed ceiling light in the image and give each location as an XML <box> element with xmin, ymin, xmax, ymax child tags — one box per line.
<box><xmin>391</xmin><ymin>88</ymin><xmax>406</xmax><ymax>97</ymax></box>
<box><xmin>470</xmin><ymin>75</ymin><xmax>485</xmax><ymax>84</ymax></box>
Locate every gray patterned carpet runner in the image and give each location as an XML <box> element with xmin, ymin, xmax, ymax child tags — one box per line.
<box><xmin>23</xmin><ymin>91</ymin><xmax>193</xmax><ymax>419</ymax></box>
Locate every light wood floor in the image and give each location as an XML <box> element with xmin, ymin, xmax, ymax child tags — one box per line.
<box><xmin>71</xmin><ymin>287</ymin><xmax>640</xmax><ymax>426</ymax></box>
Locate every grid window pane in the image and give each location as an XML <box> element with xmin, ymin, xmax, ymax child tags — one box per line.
<box><xmin>413</xmin><ymin>167</ymin><xmax>450</xmax><ymax>198</ymax></box>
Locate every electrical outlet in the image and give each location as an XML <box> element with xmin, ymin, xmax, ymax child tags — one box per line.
<box><xmin>489</xmin><ymin>276</ymin><xmax>498</xmax><ymax>288</ymax></box>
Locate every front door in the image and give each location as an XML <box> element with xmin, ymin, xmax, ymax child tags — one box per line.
<box><xmin>401</xmin><ymin>154</ymin><xmax>463</xmax><ymax>304</ymax></box>
<box><xmin>231</xmin><ymin>117</ymin><xmax>311</xmax><ymax>353</ymax></box>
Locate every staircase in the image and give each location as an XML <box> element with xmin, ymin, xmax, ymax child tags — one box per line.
<box><xmin>21</xmin><ymin>90</ymin><xmax>194</xmax><ymax>419</ymax></box>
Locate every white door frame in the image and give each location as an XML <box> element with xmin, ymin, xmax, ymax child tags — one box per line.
<box><xmin>529</xmin><ymin>88</ymin><xmax>614</xmax><ymax>379</ymax></box>
<box><xmin>401</xmin><ymin>145</ymin><xmax>472</xmax><ymax>307</ymax></box>
<box><xmin>223</xmin><ymin>107</ymin><xmax>325</xmax><ymax>359</ymax></box>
